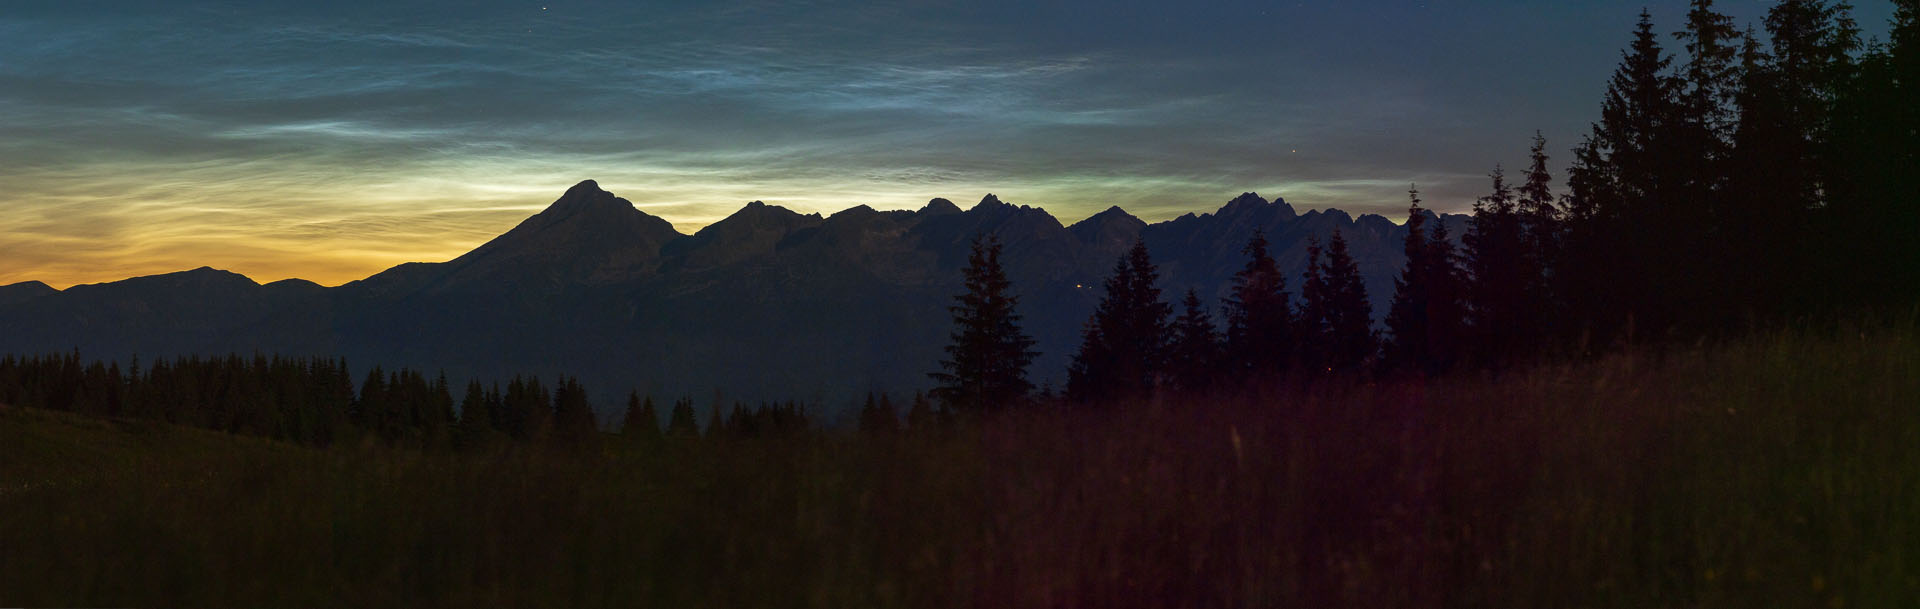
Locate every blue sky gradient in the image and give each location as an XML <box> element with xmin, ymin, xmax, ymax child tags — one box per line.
<box><xmin>0</xmin><ymin>0</ymin><xmax>1897</xmax><ymax>287</ymax></box>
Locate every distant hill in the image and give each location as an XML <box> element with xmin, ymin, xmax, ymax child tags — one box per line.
<box><xmin>0</xmin><ymin>181</ymin><xmax>1468</xmax><ymax>418</ymax></box>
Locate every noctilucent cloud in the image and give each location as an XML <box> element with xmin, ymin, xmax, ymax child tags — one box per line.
<box><xmin>0</xmin><ymin>0</ymin><xmax>1897</xmax><ymax>288</ymax></box>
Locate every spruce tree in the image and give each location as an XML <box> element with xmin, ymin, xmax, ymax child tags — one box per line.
<box><xmin>456</xmin><ymin>380</ymin><xmax>494</xmax><ymax>450</ymax></box>
<box><xmin>1222</xmin><ymin>230</ymin><xmax>1294</xmax><ymax>379</ymax></box>
<box><xmin>858</xmin><ymin>391</ymin><xmax>899</xmax><ymax>434</ymax></box>
<box><xmin>1297</xmin><ymin>237</ymin><xmax>1331</xmax><ymax>371</ymax></box>
<box><xmin>1465</xmin><ymin>166</ymin><xmax>1532</xmax><ymax>365</ymax></box>
<box><xmin>1067</xmin><ymin>240</ymin><xmax>1171</xmax><ymax>404</ymax></box>
<box><xmin>622</xmin><ymin>392</ymin><xmax>661</xmax><ymax>442</ymax></box>
<box><xmin>1300</xmin><ymin>232</ymin><xmax>1375</xmax><ymax>373</ymax></box>
<box><xmin>1564</xmin><ymin>10</ymin><xmax>1683</xmax><ymax>341</ymax></box>
<box><xmin>1828</xmin><ymin>2</ymin><xmax>1920</xmax><ymax>306</ymax></box>
<box><xmin>1517</xmin><ymin>133</ymin><xmax>1561</xmax><ymax>341</ymax></box>
<box><xmin>666</xmin><ymin>397</ymin><xmax>699</xmax><ymax>438</ymax></box>
<box><xmin>1385</xmin><ymin>187</ymin><xmax>1435</xmax><ymax>373</ymax></box>
<box><xmin>930</xmin><ymin>235</ymin><xmax>1038</xmax><ymax>414</ymax></box>
<box><xmin>551</xmin><ymin>376</ymin><xmax>597</xmax><ymax>445</ymax></box>
<box><xmin>1424</xmin><ymin>213</ymin><xmax>1468</xmax><ymax>372</ymax></box>
<box><xmin>1167</xmin><ymin>288</ymin><xmax>1221</xmax><ymax>394</ymax></box>
<box><xmin>1319</xmin><ymin>230</ymin><xmax>1376</xmax><ymax>373</ymax></box>
<box><xmin>354</xmin><ymin>366</ymin><xmax>386</xmax><ymax>431</ymax></box>
<box><xmin>1733</xmin><ymin>0</ymin><xmax>1861</xmax><ymax>315</ymax></box>
<box><xmin>904</xmin><ymin>391</ymin><xmax>934</xmax><ymax>431</ymax></box>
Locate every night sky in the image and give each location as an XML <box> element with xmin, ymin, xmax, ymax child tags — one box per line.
<box><xmin>1</xmin><ymin>1</ymin><xmax>1897</xmax><ymax>288</ymax></box>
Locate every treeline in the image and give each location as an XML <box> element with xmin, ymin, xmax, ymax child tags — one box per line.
<box><xmin>933</xmin><ymin>0</ymin><xmax>1919</xmax><ymax>410</ymax></box>
<box><xmin>0</xmin><ymin>352</ymin><xmax>887</xmax><ymax>450</ymax></box>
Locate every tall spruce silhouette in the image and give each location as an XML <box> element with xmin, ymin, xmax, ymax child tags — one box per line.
<box><xmin>1673</xmin><ymin>2</ymin><xmax>1742</xmax><ymax>321</ymax></box>
<box><xmin>1067</xmin><ymin>240</ymin><xmax>1172</xmax><ymax>404</ymax></box>
<box><xmin>930</xmin><ymin>235</ymin><xmax>1037</xmax><ymax>414</ymax></box>
<box><xmin>1465</xmin><ymin>166</ymin><xmax>1533</xmax><ymax>365</ymax></box>
<box><xmin>1386</xmin><ymin>187</ymin><xmax>1440</xmax><ymax>373</ymax></box>
<box><xmin>1561</xmin><ymin>10</ymin><xmax>1679</xmax><ymax>344</ymax></box>
<box><xmin>1829</xmin><ymin>0</ymin><xmax>1920</xmax><ymax>306</ymax></box>
<box><xmin>1168</xmin><ymin>288</ymin><xmax>1221</xmax><ymax>394</ymax></box>
<box><xmin>1222</xmin><ymin>230</ymin><xmax>1295</xmax><ymax>378</ymax></box>
<box><xmin>1733</xmin><ymin>0</ymin><xmax>1861</xmax><ymax>315</ymax></box>
<box><xmin>1299</xmin><ymin>231</ymin><xmax>1375</xmax><ymax>373</ymax></box>
<box><xmin>1515</xmin><ymin>134</ymin><xmax>1560</xmax><ymax>347</ymax></box>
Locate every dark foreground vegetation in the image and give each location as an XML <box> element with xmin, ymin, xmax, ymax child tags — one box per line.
<box><xmin>2</xmin><ymin>321</ymin><xmax>1915</xmax><ymax>607</ymax></box>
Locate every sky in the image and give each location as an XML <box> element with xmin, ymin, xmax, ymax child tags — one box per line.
<box><xmin>0</xmin><ymin>1</ymin><xmax>1898</xmax><ymax>288</ymax></box>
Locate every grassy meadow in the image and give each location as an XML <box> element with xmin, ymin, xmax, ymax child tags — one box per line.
<box><xmin>2</xmin><ymin>323</ymin><xmax>1916</xmax><ymax>607</ymax></box>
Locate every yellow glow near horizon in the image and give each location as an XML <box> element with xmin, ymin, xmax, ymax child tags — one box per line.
<box><xmin>1</xmin><ymin>156</ymin><xmax>1460</xmax><ymax>290</ymax></box>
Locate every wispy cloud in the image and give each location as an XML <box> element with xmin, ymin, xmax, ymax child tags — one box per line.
<box><xmin>1</xmin><ymin>1</ymin><xmax>1899</xmax><ymax>288</ymax></box>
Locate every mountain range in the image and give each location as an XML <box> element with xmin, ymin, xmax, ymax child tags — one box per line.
<box><xmin>0</xmin><ymin>180</ymin><xmax>1467</xmax><ymax>420</ymax></box>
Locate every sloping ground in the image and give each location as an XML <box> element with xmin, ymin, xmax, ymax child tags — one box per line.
<box><xmin>1</xmin><ymin>322</ymin><xmax>1916</xmax><ymax>607</ymax></box>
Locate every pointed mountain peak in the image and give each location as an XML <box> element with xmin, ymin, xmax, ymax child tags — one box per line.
<box><xmin>1072</xmin><ymin>205</ymin><xmax>1144</xmax><ymax>231</ymax></box>
<box><xmin>567</xmin><ymin>178</ymin><xmax>604</xmax><ymax>195</ymax></box>
<box><xmin>1069</xmin><ymin>205</ymin><xmax>1146</xmax><ymax>247</ymax></box>
<box><xmin>920</xmin><ymin>198</ymin><xmax>961</xmax><ymax>216</ymax></box>
<box><xmin>830</xmin><ymin>204</ymin><xmax>878</xmax><ymax>219</ymax></box>
<box><xmin>542</xmin><ymin>179</ymin><xmax>632</xmax><ymax>217</ymax></box>
<box><xmin>1216</xmin><ymin>191</ymin><xmax>1296</xmax><ymax>220</ymax></box>
<box><xmin>1222</xmin><ymin>192</ymin><xmax>1267</xmax><ymax>212</ymax></box>
<box><xmin>973</xmin><ymin>193</ymin><xmax>1007</xmax><ymax>210</ymax></box>
<box><xmin>1088</xmin><ymin>205</ymin><xmax>1138</xmax><ymax>221</ymax></box>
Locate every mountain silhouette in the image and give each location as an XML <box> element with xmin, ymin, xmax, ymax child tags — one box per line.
<box><xmin>0</xmin><ymin>180</ymin><xmax>1467</xmax><ymax>418</ymax></box>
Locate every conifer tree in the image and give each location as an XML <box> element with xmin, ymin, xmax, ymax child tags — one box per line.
<box><xmin>551</xmin><ymin>376</ymin><xmax>597</xmax><ymax>445</ymax></box>
<box><xmin>1319</xmin><ymin>230</ymin><xmax>1376</xmax><ymax>372</ymax></box>
<box><xmin>1298</xmin><ymin>237</ymin><xmax>1331</xmax><ymax>370</ymax></box>
<box><xmin>1067</xmin><ymin>240</ymin><xmax>1172</xmax><ymax>404</ymax></box>
<box><xmin>1828</xmin><ymin>1</ymin><xmax>1920</xmax><ymax>305</ymax></box>
<box><xmin>1563</xmin><ymin>10</ymin><xmax>1682</xmax><ymax>341</ymax></box>
<box><xmin>1516</xmin><ymin>134</ymin><xmax>1561</xmax><ymax>341</ymax></box>
<box><xmin>666</xmin><ymin>397</ymin><xmax>699</xmax><ymax>438</ymax></box>
<box><xmin>1385</xmin><ymin>187</ymin><xmax>1436</xmax><ymax>373</ymax></box>
<box><xmin>858</xmin><ymin>391</ymin><xmax>899</xmax><ymax>434</ymax></box>
<box><xmin>1222</xmin><ymin>230</ymin><xmax>1294</xmax><ymax>379</ymax></box>
<box><xmin>1464</xmin><ymin>166</ymin><xmax>1532</xmax><ymax>365</ymax></box>
<box><xmin>904</xmin><ymin>391</ymin><xmax>934</xmax><ymax>431</ymax></box>
<box><xmin>1167</xmin><ymin>288</ymin><xmax>1221</xmax><ymax>394</ymax></box>
<box><xmin>424</xmin><ymin>372</ymin><xmax>456</xmax><ymax>448</ymax></box>
<box><xmin>930</xmin><ymin>235</ymin><xmax>1037</xmax><ymax>414</ymax></box>
<box><xmin>1300</xmin><ymin>231</ymin><xmax>1375</xmax><ymax>373</ymax></box>
<box><xmin>456</xmin><ymin>379</ymin><xmax>494</xmax><ymax>450</ymax></box>
<box><xmin>1731</xmin><ymin>0</ymin><xmax>1861</xmax><ymax>314</ymax></box>
<box><xmin>621</xmin><ymin>392</ymin><xmax>660</xmax><ymax>442</ymax></box>
<box><xmin>354</xmin><ymin>366</ymin><xmax>386</xmax><ymax>431</ymax></box>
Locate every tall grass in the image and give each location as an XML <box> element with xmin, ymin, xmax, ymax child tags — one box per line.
<box><xmin>2</xmin><ymin>323</ymin><xmax>1915</xmax><ymax>607</ymax></box>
